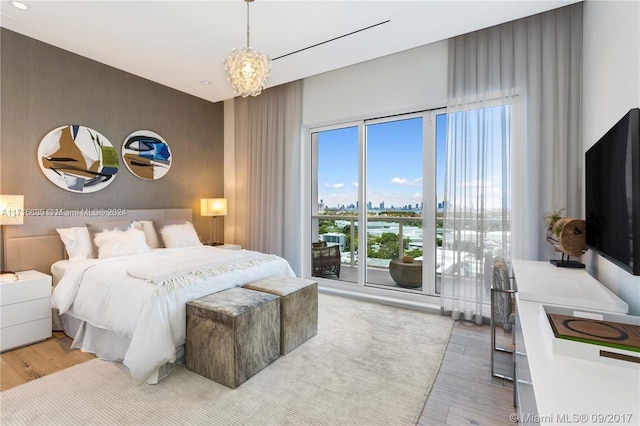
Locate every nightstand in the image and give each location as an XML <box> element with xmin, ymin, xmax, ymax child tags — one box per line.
<box><xmin>218</xmin><ymin>244</ymin><xmax>241</xmax><ymax>250</ymax></box>
<box><xmin>207</xmin><ymin>243</ymin><xmax>241</xmax><ymax>250</ymax></box>
<box><xmin>0</xmin><ymin>270</ymin><xmax>52</xmax><ymax>352</ymax></box>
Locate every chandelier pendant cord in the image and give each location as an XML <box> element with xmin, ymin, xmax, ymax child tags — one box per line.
<box><xmin>246</xmin><ymin>1</ymin><xmax>251</xmax><ymax>48</ymax></box>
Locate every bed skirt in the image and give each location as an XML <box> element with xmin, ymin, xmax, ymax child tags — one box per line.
<box><xmin>55</xmin><ymin>311</ymin><xmax>182</xmax><ymax>384</ymax></box>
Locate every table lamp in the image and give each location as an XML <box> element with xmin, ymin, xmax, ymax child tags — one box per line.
<box><xmin>200</xmin><ymin>198</ymin><xmax>227</xmax><ymax>245</ymax></box>
<box><xmin>1</xmin><ymin>194</ymin><xmax>24</xmax><ymax>279</ymax></box>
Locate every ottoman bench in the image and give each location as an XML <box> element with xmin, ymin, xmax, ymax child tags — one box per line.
<box><xmin>185</xmin><ymin>287</ymin><xmax>280</xmax><ymax>388</ymax></box>
<box><xmin>243</xmin><ymin>276</ymin><xmax>317</xmax><ymax>355</ymax></box>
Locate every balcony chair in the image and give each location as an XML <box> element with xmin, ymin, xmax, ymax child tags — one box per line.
<box><xmin>490</xmin><ymin>255</ymin><xmax>516</xmax><ymax>382</ymax></box>
<box><xmin>312</xmin><ymin>241</ymin><xmax>341</xmax><ymax>278</ymax></box>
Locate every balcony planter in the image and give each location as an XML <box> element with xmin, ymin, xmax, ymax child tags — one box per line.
<box><xmin>389</xmin><ymin>258</ymin><xmax>422</xmax><ymax>288</ymax></box>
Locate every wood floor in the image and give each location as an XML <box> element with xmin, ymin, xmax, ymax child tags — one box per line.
<box><xmin>419</xmin><ymin>321</ymin><xmax>516</xmax><ymax>425</ymax></box>
<box><xmin>1</xmin><ymin>323</ymin><xmax>515</xmax><ymax>425</ymax></box>
<box><xmin>0</xmin><ymin>331</ymin><xmax>95</xmax><ymax>391</ymax></box>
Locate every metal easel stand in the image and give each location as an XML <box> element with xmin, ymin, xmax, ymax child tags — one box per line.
<box><xmin>490</xmin><ymin>286</ymin><xmax>516</xmax><ymax>382</ymax></box>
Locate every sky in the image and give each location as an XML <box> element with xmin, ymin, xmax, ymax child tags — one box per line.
<box><xmin>317</xmin><ymin>114</ymin><xmax>447</xmax><ymax>210</ymax></box>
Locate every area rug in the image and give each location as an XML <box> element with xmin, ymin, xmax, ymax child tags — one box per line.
<box><xmin>0</xmin><ymin>294</ymin><xmax>453</xmax><ymax>426</ymax></box>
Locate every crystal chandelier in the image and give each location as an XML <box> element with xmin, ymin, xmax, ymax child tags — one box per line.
<box><xmin>224</xmin><ymin>0</ymin><xmax>272</xmax><ymax>98</ymax></box>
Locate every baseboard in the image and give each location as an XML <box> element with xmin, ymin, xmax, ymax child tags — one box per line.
<box><xmin>318</xmin><ymin>285</ymin><xmax>441</xmax><ymax>314</ymax></box>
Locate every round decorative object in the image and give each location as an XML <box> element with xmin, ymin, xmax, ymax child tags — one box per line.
<box><xmin>223</xmin><ymin>0</ymin><xmax>272</xmax><ymax>98</ymax></box>
<box><xmin>38</xmin><ymin>125</ymin><xmax>118</xmax><ymax>193</ymax></box>
<box><xmin>389</xmin><ymin>259</ymin><xmax>423</xmax><ymax>288</ymax></box>
<box><xmin>546</xmin><ymin>218</ymin><xmax>587</xmax><ymax>257</ymax></box>
<box><xmin>122</xmin><ymin>130</ymin><xmax>172</xmax><ymax>180</ymax></box>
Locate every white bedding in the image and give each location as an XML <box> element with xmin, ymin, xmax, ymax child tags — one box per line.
<box><xmin>51</xmin><ymin>246</ymin><xmax>295</xmax><ymax>384</ymax></box>
<box><xmin>50</xmin><ymin>259</ymin><xmax>70</xmax><ymax>286</ymax></box>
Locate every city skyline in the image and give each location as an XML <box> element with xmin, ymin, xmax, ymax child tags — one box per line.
<box><xmin>318</xmin><ymin>199</ymin><xmax>428</xmax><ymax>212</ymax></box>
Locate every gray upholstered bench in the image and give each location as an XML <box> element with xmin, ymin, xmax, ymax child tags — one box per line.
<box><xmin>243</xmin><ymin>276</ymin><xmax>317</xmax><ymax>355</ymax></box>
<box><xmin>185</xmin><ymin>287</ymin><xmax>280</xmax><ymax>388</ymax></box>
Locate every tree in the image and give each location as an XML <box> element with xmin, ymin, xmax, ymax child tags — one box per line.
<box><xmin>342</xmin><ymin>224</ymin><xmax>358</xmax><ymax>254</ymax></box>
<box><xmin>367</xmin><ymin>232</ymin><xmax>412</xmax><ymax>259</ymax></box>
<box><xmin>318</xmin><ymin>219</ymin><xmax>339</xmax><ymax>235</ymax></box>
<box><xmin>405</xmin><ymin>248</ymin><xmax>423</xmax><ymax>258</ymax></box>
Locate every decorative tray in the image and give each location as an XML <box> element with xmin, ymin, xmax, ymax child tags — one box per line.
<box><xmin>540</xmin><ymin>304</ymin><xmax>640</xmax><ymax>370</ymax></box>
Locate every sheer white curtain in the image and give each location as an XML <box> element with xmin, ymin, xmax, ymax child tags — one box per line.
<box><xmin>441</xmin><ymin>101</ymin><xmax>513</xmax><ymax>322</ymax></box>
<box><xmin>233</xmin><ymin>80</ymin><xmax>303</xmax><ymax>274</ymax></box>
<box><xmin>441</xmin><ymin>4</ymin><xmax>582</xmax><ymax>322</ymax></box>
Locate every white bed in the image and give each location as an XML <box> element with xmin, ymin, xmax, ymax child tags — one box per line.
<box><xmin>52</xmin><ymin>246</ymin><xmax>294</xmax><ymax>384</ymax></box>
<box><xmin>4</xmin><ymin>208</ymin><xmax>295</xmax><ymax>385</ymax></box>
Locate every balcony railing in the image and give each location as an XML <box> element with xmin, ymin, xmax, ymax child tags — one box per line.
<box><xmin>312</xmin><ymin>214</ymin><xmax>424</xmax><ymax>268</ymax></box>
<box><xmin>312</xmin><ymin>213</ymin><xmax>509</xmax><ymax>297</ymax></box>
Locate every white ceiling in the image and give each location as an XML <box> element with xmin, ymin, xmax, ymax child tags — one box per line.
<box><xmin>1</xmin><ymin>0</ymin><xmax>580</xmax><ymax>103</ymax></box>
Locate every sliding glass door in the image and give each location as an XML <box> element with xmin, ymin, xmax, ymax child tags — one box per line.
<box><xmin>311</xmin><ymin>126</ymin><xmax>360</xmax><ymax>283</ymax></box>
<box><xmin>310</xmin><ymin>110</ymin><xmax>446</xmax><ymax>297</ymax></box>
<box><xmin>364</xmin><ymin>116</ymin><xmax>425</xmax><ymax>289</ymax></box>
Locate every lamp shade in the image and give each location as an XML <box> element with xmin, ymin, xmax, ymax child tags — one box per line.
<box><xmin>0</xmin><ymin>195</ymin><xmax>24</xmax><ymax>225</ymax></box>
<box><xmin>201</xmin><ymin>198</ymin><xmax>227</xmax><ymax>217</ymax></box>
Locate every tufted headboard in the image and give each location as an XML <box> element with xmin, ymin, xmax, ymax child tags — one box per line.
<box><xmin>3</xmin><ymin>208</ymin><xmax>192</xmax><ymax>274</ymax></box>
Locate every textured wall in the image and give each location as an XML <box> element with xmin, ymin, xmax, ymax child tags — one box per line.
<box><xmin>0</xmin><ymin>29</ymin><xmax>224</xmax><ymax>238</ymax></box>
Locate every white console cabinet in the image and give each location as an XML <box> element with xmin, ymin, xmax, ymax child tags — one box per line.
<box><xmin>512</xmin><ymin>260</ymin><xmax>638</xmax><ymax>425</ymax></box>
<box><xmin>0</xmin><ymin>270</ymin><xmax>52</xmax><ymax>352</ymax></box>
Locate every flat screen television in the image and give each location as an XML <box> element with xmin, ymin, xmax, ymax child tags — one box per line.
<box><xmin>585</xmin><ymin>108</ymin><xmax>640</xmax><ymax>275</ymax></box>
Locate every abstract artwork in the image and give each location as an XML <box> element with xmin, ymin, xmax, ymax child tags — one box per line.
<box><xmin>38</xmin><ymin>125</ymin><xmax>118</xmax><ymax>193</ymax></box>
<box><xmin>122</xmin><ymin>130</ymin><xmax>172</xmax><ymax>180</ymax></box>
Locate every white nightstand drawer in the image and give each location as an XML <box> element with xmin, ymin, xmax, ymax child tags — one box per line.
<box><xmin>0</xmin><ymin>270</ymin><xmax>53</xmax><ymax>351</ymax></box>
<box><xmin>1</xmin><ymin>297</ymin><xmax>51</xmax><ymax>328</ymax></box>
<box><xmin>0</xmin><ymin>271</ymin><xmax>51</xmax><ymax>306</ymax></box>
<box><xmin>0</xmin><ymin>318</ymin><xmax>52</xmax><ymax>352</ymax></box>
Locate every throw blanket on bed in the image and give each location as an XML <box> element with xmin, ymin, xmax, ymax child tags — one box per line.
<box><xmin>51</xmin><ymin>246</ymin><xmax>295</xmax><ymax>385</ymax></box>
<box><xmin>128</xmin><ymin>250</ymin><xmax>282</xmax><ymax>292</ymax></box>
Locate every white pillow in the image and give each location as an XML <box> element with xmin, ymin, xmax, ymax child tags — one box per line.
<box><xmin>132</xmin><ymin>220</ymin><xmax>160</xmax><ymax>249</ymax></box>
<box><xmin>56</xmin><ymin>227</ymin><xmax>93</xmax><ymax>260</ymax></box>
<box><xmin>93</xmin><ymin>227</ymin><xmax>151</xmax><ymax>259</ymax></box>
<box><xmin>160</xmin><ymin>222</ymin><xmax>202</xmax><ymax>248</ymax></box>
<box><xmin>86</xmin><ymin>220</ymin><xmax>132</xmax><ymax>257</ymax></box>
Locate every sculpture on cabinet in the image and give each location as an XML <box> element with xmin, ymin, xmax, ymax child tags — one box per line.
<box><xmin>544</xmin><ymin>209</ymin><xmax>587</xmax><ymax>268</ymax></box>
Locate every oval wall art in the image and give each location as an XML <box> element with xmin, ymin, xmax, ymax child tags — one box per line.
<box><xmin>38</xmin><ymin>125</ymin><xmax>118</xmax><ymax>193</ymax></box>
<box><xmin>122</xmin><ymin>130</ymin><xmax>172</xmax><ymax>180</ymax></box>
